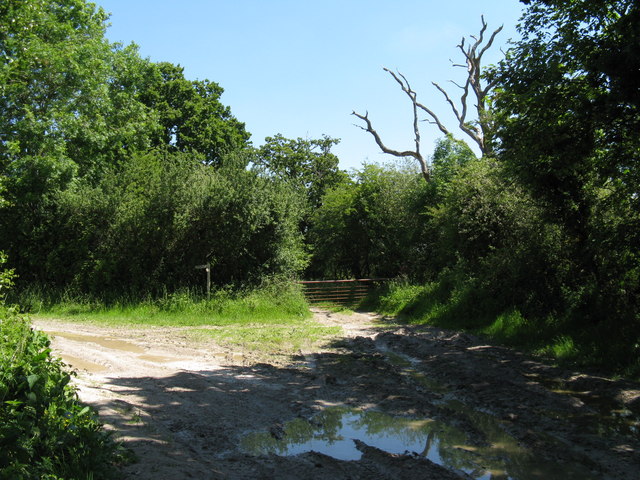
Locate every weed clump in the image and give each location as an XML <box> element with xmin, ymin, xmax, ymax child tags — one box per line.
<box><xmin>0</xmin><ymin>308</ymin><xmax>123</xmax><ymax>479</ymax></box>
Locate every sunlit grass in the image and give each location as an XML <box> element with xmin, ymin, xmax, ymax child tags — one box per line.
<box><xmin>23</xmin><ymin>284</ymin><xmax>311</xmax><ymax>327</ymax></box>
<box><xmin>190</xmin><ymin>323</ymin><xmax>342</xmax><ymax>355</ymax></box>
<box><xmin>313</xmin><ymin>303</ymin><xmax>357</xmax><ymax>314</ymax></box>
<box><xmin>362</xmin><ymin>279</ymin><xmax>640</xmax><ymax>376</ymax></box>
<box><xmin>536</xmin><ymin>335</ymin><xmax>578</xmax><ymax>361</ymax></box>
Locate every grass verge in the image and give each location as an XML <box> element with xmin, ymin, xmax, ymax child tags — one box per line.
<box><xmin>364</xmin><ymin>279</ymin><xmax>640</xmax><ymax>378</ymax></box>
<box><xmin>189</xmin><ymin>324</ymin><xmax>342</xmax><ymax>357</ymax></box>
<box><xmin>19</xmin><ymin>282</ymin><xmax>310</xmax><ymax>327</ymax></box>
<box><xmin>17</xmin><ymin>282</ymin><xmax>346</xmax><ymax>359</ymax></box>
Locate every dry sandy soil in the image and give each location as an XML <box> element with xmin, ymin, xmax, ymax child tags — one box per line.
<box><xmin>33</xmin><ymin>309</ymin><xmax>639</xmax><ymax>480</ymax></box>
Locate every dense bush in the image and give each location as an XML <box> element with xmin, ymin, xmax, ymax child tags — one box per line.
<box><xmin>0</xmin><ymin>255</ymin><xmax>120</xmax><ymax>479</ymax></box>
<box><xmin>307</xmin><ymin>161</ymin><xmax>427</xmax><ymax>279</ymax></box>
<box><xmin>428</xmin><ymin>158</ymin><xmax>567</xmax><ymax>319</ymax></box>
<box><xmin>12</xmin><ymin>150</ymin><xmax>307</xmax><ymax>298</ymax></box>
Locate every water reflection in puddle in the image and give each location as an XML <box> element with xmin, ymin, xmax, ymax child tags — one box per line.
<box><xmin>138</xmin><ymin>354</ymin><xmax>175</xmax><ymax>364</ymax></box>
<box><xmin>244</xmin><ymin>408</ymin><xmax>440</xmax><ymax>461</ymax></box>
<box><xmin>241</xmin><ymin>407</ymin><xmax>596</xmax><ymax>479</ymax></box>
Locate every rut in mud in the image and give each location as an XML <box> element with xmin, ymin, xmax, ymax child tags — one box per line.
<box><xmin>34</xmin><ymin>309</ymin><xmax>640</xmax><ymax>480</ymax></box>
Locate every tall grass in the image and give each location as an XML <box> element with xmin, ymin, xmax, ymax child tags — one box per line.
<box><xmin>16</xmin><ymin>281</ymin><xmax>310</xmax><ymax>327</ymax></box>
<box><xmin>362</xmin><ymin>277</ymin><xmax>499</xmax><ymax>329</ymax></box>
<box><xmin>364</xmin><ymin>279</ymin><xmax>640</xmax><ymax>377</ymax></box>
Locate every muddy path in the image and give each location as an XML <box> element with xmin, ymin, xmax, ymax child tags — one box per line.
<box><xmin>33</xmin><ymin>309</ymin><xmax>639</xmax><ymax>479</ymax></box>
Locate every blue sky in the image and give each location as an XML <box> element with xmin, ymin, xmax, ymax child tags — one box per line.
<box><xmin>97</xmin><ymin>1</ymin><xmax>525</xmax><ymax>171</ymax></box>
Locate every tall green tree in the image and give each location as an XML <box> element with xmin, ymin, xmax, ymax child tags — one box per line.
<box><xmin>0</xmin><ymin>0</ymin><xmax>157</xmax><ymax>176</ymax></box>
<box><xmin>0</xmin><ymin>0</ymin><xmax>156</xmax><ymax>283</ymax></box>
<box><xmin>492</xmin><ymin>0</ymin><xmax>639</xmax><ymax>229</ymax></box>
<box><xmin>254</xmin><ymin>134</ymin><xmax>347</xmax><ymax>210</ymax></box>
<box><xmin>491</xmin><ymin>0</ymin><xmax>640</xmax><ymax>338</ymax></box>
<box><xmin>140</xmin><ymin>62</ymin><xmax>250</xmax><ymax>166</ymax></box>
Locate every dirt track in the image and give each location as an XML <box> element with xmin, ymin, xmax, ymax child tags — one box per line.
<box><xmin>33</xmin><ymin>310</ymin><xmax>639</xmax><ymax>479</ymax></box>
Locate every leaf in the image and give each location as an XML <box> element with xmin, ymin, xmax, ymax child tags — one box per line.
<box><xmin>32</xmin><ymin>351</ymin><xmax>49</xmax><ymax>362</ymax></box>
<box><xmin>26</xmin><ymin>374</ymin><xmax>39</xmax><ymax>390</ymax></box>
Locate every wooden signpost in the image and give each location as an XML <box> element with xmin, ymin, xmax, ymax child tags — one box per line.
<box><xmin>195</xmin><ymin>263</ymin><xmax>211</xmax><ymax>300</ymax></box>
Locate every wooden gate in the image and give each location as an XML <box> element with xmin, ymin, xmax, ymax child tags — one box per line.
<box><xmin>298</xmin><ymin>278</ymin><xmax>388</xmax><ymax>306</ymax></box>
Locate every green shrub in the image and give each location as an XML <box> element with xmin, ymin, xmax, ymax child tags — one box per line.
<box><xmin>0</xmin><ymin>309</ymin><xmax>121</xmax><ymax>479</ymax></box>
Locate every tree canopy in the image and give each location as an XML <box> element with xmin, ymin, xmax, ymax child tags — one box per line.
<box><xmin>254</xmin><ymin>134</ymin><xmax>347</xmax><ymax>210</ymax></box>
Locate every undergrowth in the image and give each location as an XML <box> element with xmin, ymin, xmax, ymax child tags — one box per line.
<box><xmin>0</xmin><ymin>307</ymin><xmax>125</xmax><ymax>479</ymax></box>
<box><xmin>364</xmin><ymin>279</ymin><xmax>640</xmax><ymax>378</ymax></box>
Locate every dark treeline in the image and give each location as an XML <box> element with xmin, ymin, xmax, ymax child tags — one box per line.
<box><xmin>1</xmin><ymin>0</ymin><xmax>638</xmax><ymax>372</ymax></box>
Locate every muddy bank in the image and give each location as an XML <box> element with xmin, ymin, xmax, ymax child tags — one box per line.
<box><xmin>33</xmin><ymin>310</ymin><xmax>639</xmax><ymax>479</ymax></box>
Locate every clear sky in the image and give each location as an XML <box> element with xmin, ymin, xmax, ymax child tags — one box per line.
<box><xmin>97</xmin><ymin>0</ymin><xmax>526</xmax><ymax>171</ymax></box>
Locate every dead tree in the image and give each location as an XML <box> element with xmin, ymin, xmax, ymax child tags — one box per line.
<box><xmin>353</xmin><ymin>16</ymin><xmax>503</xmax><ymax>182</ymax></box>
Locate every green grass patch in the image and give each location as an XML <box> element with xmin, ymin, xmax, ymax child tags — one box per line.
<box><xmin>364</xmin><ymin>279</ymin><xmax>640</xmax><ymax>377</ymax></box>
<box><xmin>190</xmin><ymin>323</ymin><xmax>342</xmax><ymax>356</ymax></box>
<box><xmin>21</xmin><ymin>283</ymin><xmax>311</xmax><ymax>327</ymax></box>
<box><xmin>537</xmin><ymin>335</ymin><xmax>578</xmax><ymax>361</ymax></box>
<box><xmin>362</xmin><ymin>278</ymin><xmax>485</xmax><ymax>329</ymax></box>
<box><xmin>312</xmin><ymin>303</ymin><xmax>357</xmax><ymax>315</ymax></box>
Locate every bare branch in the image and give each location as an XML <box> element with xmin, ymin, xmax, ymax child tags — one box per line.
<box><xmin>431</xmin><ymin>80</ymin><xmax>483</xmax><ymax>152</ymax></box>
<box><xmin>382</xmin><ymin>67</ymin><xmax>452</xmax><ymax>140</ymax></box>
<box><xmin>352</xmin><ymin>110</ymin><xmax>431</xmax><ymax>182</ymax></box>
<box><xmin>353</xmin><ymin>15</ymin><xmax>502</xmax><ymax>180</ymax></box>
<box><xmin>385</xmin><ymin>69</ymin><xmax>423</xmax><ymax>158</ymax></box>
<box><xmin>351</xmin><ymin>111</ymin><xmax>416</xmax><ymax>159</ymax></box>
<box><xmin>478</xmin><ymin>24</ymin><xmax>504</xmax><ymax>61</ymax></box>
<box><xmin>432</xmin><ymin>81</ymin><xmax>463</xmax><ymax>123</ymax></box>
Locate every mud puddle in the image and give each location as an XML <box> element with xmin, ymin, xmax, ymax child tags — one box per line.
<box><xmin>33</xmin><ymin>314</ymin><xmax>639</xmax><ymax>480</ymax></box>
<box><xmin>242</xmin><ymin>403</ymin><xmax>597</xmax><ymax>479</ymax></box>
<box><xmin>49</xmin><ymin>331</ymin><xmax>145</xmax><ymax>353</ymax></box>
<box><xmin>58</xmin><ymin>353</ymin><xmax>109</xmax><ymax>374</ymax></box>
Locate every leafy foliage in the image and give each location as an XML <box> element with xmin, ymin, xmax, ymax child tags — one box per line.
<box><xmin>0</xmin><ymin>252</ymin><xmax>15</xmax><ymax>302</ymax></box>
<box><xmin>140</xmin><ymin>62</ymin><xmax>250</xmax><ymax>165</ymax></box>
<box><xmin>0</xmin><ymin>0</ymin><xmax>312</xmax><ymax>300</ymax></box>
<box><xmin>0</xmin><ymin>253</ymin><xmax>120</xmax><ymax>478</ymax></box>
<box><xmin>0</xmin><ymin>0</ymin><xmax>156</xmax><ymax>175</ymax></box>
<box><xmin>42</xmin><ymin>150</ymin><xmax>308</xmax><ymax>296</ymax></box>
<box><xmin>487</xmin><ymin>0</ymin><xmax>640</xmax><ymax>365</ymax></box>
<box><xmin>308</xmin><ymin>162</ymin><xmax>427</xmax><ymax>279</ymax></box>
<box><xmin>254</xmin><ymin>134</ymin><xmax>348</xmax><ymax>210</ymax></box>
<box><xmin>429</xmin><ymin>159</ymin><xmax>566</xmax><ymax>318</ymax></box>
<box><xmin>0</xmin><ymin>313</ymin><xmax>121</xmax><ymax>479</ymax></box>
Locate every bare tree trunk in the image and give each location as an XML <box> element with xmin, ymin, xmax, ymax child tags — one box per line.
<box><xmin>353</xmin><ymin>16</ymin><xmax>502</xmax><ymax>182</ymax></box>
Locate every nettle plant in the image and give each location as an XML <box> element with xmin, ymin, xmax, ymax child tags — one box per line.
<box><xmin>0</xmin><ymin>254</ymin><xmax>123</xmax><ymax>479</ymax></box>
